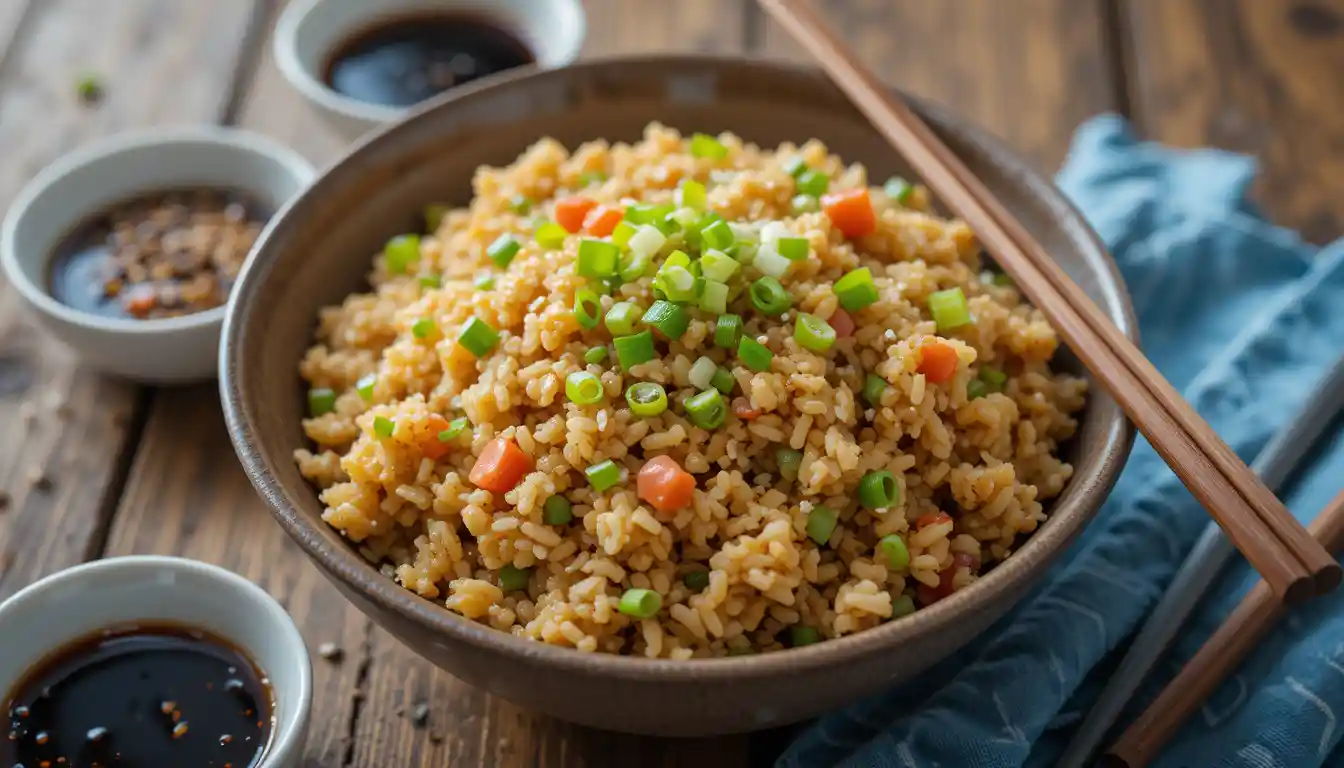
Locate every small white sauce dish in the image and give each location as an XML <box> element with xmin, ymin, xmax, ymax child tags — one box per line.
<box><xmin>0</xmin><ymin>556</ymin><xmax>312</xmax><ymax>768</ymax></box>
<box><xmin>0</xmin><ymin>127</ymin><xmax>315</xmax><ymax>383</ymax></box>
<box><xmin>274</xmin><ymin>0</ymin><xmax>587</xmax><ymax>138</ymax></box>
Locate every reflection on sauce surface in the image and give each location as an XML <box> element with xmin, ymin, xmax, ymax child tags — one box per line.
<box><xmin>323</xmin><ymin>13</ymin><xmax>534</xmax><ymax>108</ymax></box>
<box><xmin>3</xmin><ymin>623</ymin><xmax>272</xmax><ymax>768</ymax></box>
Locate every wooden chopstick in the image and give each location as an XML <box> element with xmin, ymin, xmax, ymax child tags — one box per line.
<box><xmin>1104</xmin><ymin>488</ymin><xmax>1344</xmax><ymax>768</ymax></box>
<box><xmin>756</xmin><ymin>0</ymin><xmax>1339</xmax><ymax>601</ymax></box>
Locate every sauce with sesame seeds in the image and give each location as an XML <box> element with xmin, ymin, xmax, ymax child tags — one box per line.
<box><xmin>2</xmin><ymin>623</ymin><xmax>272</xmax><ymax>767</ymax></box>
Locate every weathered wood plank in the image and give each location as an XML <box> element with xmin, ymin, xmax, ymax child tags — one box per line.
<box><xmin>581</xmin><ymin>0</ymin><xmax>748</xmax><ymax>56</ymax></box>
<box><xmin>756</xmin><ymin>0</ymin><xmax>1119</xmax><ymax>173</ymax></box>
<box><xmin>0</xmin><ymin>0</ymin><xmax>262</xmax><ymax>601</ymax></box>
<box><xmin>1122</xmin><ymin>0</ymin><xmax>1344</xmax><ymax>243</ymax></box>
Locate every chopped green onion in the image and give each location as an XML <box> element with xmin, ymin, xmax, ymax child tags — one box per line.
<box><xmin>698</xmin><ymin>281</ymin><xmax>729</xmax><ymax>314</ymax></box>
<box><xmin>614</xmin><ymin>331</ymin><xmax>656</xmax><ymax>370</ymax></box>
<box><xmin>384</xmin><ymin>234</ymin><xmax>420</xmax><ymax>274</ymax></box>
<box><xmin>508</xmin><ymin>194</ymin><xmax>532</xmax><ymax>214</ymax></box>
<box><xmin>499</xmin><ymin>565</ymin><xmax>530</xmax><ymax>592</ymax></box>
<box><xmin>439</xmin><ymin>417</ymin><xmax>469</xmax><ymax>441</ymax></box>
<box><xmin>714</xmin><ymin>314</ymin><xmax>743</xmax><ymax>350</ymax></box>
<box><xmin>424</xmin><ymin>204</ymin><xmax>449</xmax><ymax>232</ymax></box>
<box><xmin>626</xmin><ymin>382</ymin><xmax>669</xmax><ymax>416</ymax></box>
<box><xmin>535</xmin><ymin>220</ymin><xmax>568</xmax><ymax>249</ymax></box>
<box><xmin>618</xmin><ymin>587</ymin><xmax>662</xmax><ymax>618</ymax></box>
<box><xmin>834</xmin><ymin>267</ymin><xmax>879</xmax><ymax>312</ymax></box>
<box><xmin>793</xmin><ymin>313</ymin><xmax>835</xmax><ymax>352</ymax></box>
<box><xmin>701</xmin><ymin>250</ymin><xmax>740</xmax><ymax>282</ymax></box>
<box><xmin>752</xmin><ymin>242</ymin><xmax>792</xmax><ymax>278</ymax></box>
<box><xmin>373</xmin><ymin>416</ymin><xmax>395</xmax><ymax>439</ymax></box>
<box><xmin>749</xmin><ymin>277</ymin><xmax>791</xmax><ymax>316</ymax></box>
<box><xmin>979</xmin><ymin>366</ymin><xmax>1007</xmax><ymax>389</ymax></box>
<box><xmin>796</xmin><ymin>169</ymin><xmax>830</xmax><ymax>197</ymax></box>
<box><xmin>678</xmin><ymin>178</ymin><xmax>707</xmax><ymax>210</ymax></box>
<box><xmin>891</xmin><ymin>594</ymin><xmax>917</xmax><ymax>617</ymax></box>
<box><xmin>602</xmin><ymin>301</ymin><xmax>639</xmax><ymax>335</ymax></box>
<box><xmin>683</xmin><ymin>570</ymin><xmax>711</xmax><ymax>591</ymax></box>
<box><xmin>967</xmin><ymin>379</ymin><xmax>990</xmax><ymax>400</ymax></box>
<box><xmin>487</xmin><ymin>234</ymin><xmax>521</xmax><ymax>268</ymax></box>
<box><xmin>690</xmin><ymin>133</ymin><xmax>729</xmax><ymax>160</ymax></box>
<box><xmin>76</xmin><ymin>74</ymin><xmax>104</xmax><ymax>103</ymax></box>
<box><xmin>627</xmin><ymin>224</ymin><xmax>667</xmax><ymax>258</ymax></box>
<box><xmin>684</xmin><ymin>389</ymin><xmax>726</xmax><ymax>430</ymax></box>
<box><xmin>689</xmin><ymin>356</ymin><xmax>718</xmax><ymax>390</ymax></box>
<box><xmin>858</xmin><ymin>470</ymin><xmax>900</xmax><ymax>510</ymax></box>
<box><xmin>579</xmin><ymin>170</ymin><xmax>607</xmax><ymax>187</ymax></box>
<box><xmin>806</xmin><ymin>505</ymin><xmax>838</xmax><ymax>545</ymax></box>
<box><xmin>790</xmin><ymin>625</ymin><xmax>822</xmax><ymax>647</ymax></box>
<box><xmin>611</xmin><ymin>221</ymin><xmax>638</xmax><ymax>248</ymax></box>
<box><xmin>991</xmin><ymin>273</ymin><xmax>1015</xmax><ymax>287</ymax></box>
<box><xmin>473</xmin><ymin>272</ymin><xmax>495</xmax><ymax>290</ymax></box>
<box><xmin>585</xmin><ymin>459</ymin><xmax>623</xmax><ymax>491</ymax></box>
<box><xmin>883</xmin><ymin>177</ymin><xmax>914</xmax><ymax>204</ymax></box>
<box><xmin>862</xmin><ymin>374</ymin><xmax>888</xmax><ymax>407</ymax></box>
<box><xmin>666</xmin><ymin>207</ymin><xmax>698</xmax><ymax>231</ymax></box>
<box><xmin>776</xmin><ymin>449</ymin><xmax>802</xmax><ymax>481</ymax></box>
<box><xmin>573</xmin><ymin>289</ymin><xmax>602</xmax><ymax>330</ymax></box>
<box><xmin>457</xmin><ymin>317</ymin><xmax>499</xmax><ymax>358</ymax></box>
<box><xmin>543</xmin><ymin>495</ymin><xmax>573</xmax><ymax>526</ymax></box>
<box><xmin>577</xmin><ymin>239</ymin><xmax>620</xmax><ymax>278</ymax></box>
<box><xmin>642</xmin><ymin>300</ymin><xmax>689</xmax><ymax>340</ymax></box>
<box><xmin>355</xmin><ymin>373</ymin><xmax>377</xmax><ymax>402</ymax></box>
<box><xmin>584</xmin><ymin>346</ymin><xmax>609</xmax><ymax>365</ymax></box>
<box><xmin>411</xmin><ymin>317</ymin><xmax>437</xmax><ymax>340</ymax></box>
<box><xmin>776</xmin><ymin>237</ymin><xmax>810</xmax><ymax>261</ymax></box>
<box><xmin>701</xmin><ymin>219</ymin><xmax>735</xmax><ymax>250</ymax></box>
<box><xmin>418</xmin><ymin>273</ymin><xmax>441</xmax><ymax>289</ymax></box>
<box><xmin>566</xmin><ymin>371</ymin><xmax>605</xmax><ymax>405</ymax></box>
<box><xmin>308</xmin><ymin>388</ymin><xmax>337</xmax><ymax>417</ymax></box>
<box><xmin>737</xmin><ymin>336</ymin><xmax>773</xmax><ymax>372</ymax></box>
<box><xmin>928</xmin><ymin>287</ymin><xmax>972</xmax><ymax>331</ymax></box>
<box><xmin>625</xmin><ymin>203</ymin><xmax>675</xmax><ymax>226</ymax></box>
<box><xmin>783</xmin><ymin>157</ymin><xmax>809</xmax><ymax>178</ymax></box>
<box><xmin>711</xmin><ymin>367</ymin><xmax>736</xmax><ymax>395</ymax></box>
<box><xmin>618</xmin><ymin>251</ymin><xmax>652</xmax><ymax>282</ymax></box>
<box><xmin>790</xmin><ymin>194</ymin><xmax>820</xmax><ymax>215</ymax></box>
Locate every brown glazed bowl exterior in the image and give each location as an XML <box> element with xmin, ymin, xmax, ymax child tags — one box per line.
<box><xmin>221</xmin><ymin>56</ymin><xmax>1136</xmax><ymax>737</ymax></box>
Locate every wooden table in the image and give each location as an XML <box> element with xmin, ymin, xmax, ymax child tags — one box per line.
<box><xmin>1</xmin><ymin>1</ymin><xmax>1340</xmax><ymax>765</ymax></box>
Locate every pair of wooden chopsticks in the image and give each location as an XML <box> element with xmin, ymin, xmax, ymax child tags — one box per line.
<box><xmin>757</xmin><ymin>0</ymin><xmax>1341</xmax><ymax>601</ymax></box>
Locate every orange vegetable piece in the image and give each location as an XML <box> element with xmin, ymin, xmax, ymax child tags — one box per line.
<box><xmin>419</xmin><ymin>414</ymin><xmax>452</xmax><ymax>461</ymax></box>
<box><xmin>469</xmin><ymin>437</ymin><xmax>532</xmax><ymax>493</ymax></box>
<box><xmin>821</xmin><ymin>188</ymin><xmax>877</xmax><ymax>239</ymax></box>
<box><xmin>637</xmin><ymin>455</ymin><xmax>696</xmax><ymax>517</ymax></box>
<box><xmin>915</xmin><ymin>340</ymin><xmax>959</xmax><ymax>383</ymax></box>
<box><xmin>554</xmin><ymin>196</ymin><xmax>598</xmax><ymax>233</ymax></box>
<box><xmin>731</xmin><ymin>397</ymin><xmax>761</xmax><ymax>421</ymax></box>
<box><xmin>584</xmin><ymin>205</ymin><xmax>624</xmax><ymax>237</ymax></box>
<box><xmin>124</xmin><ymin>291</ymin><xmax>156</xmax><ymax>317</ymax></box>
<box><xmin>916</xmin><ymin>512</ymin><xmax>952</xmax><ymax>529</ymax></box>
<box><xmin>827</xmin><ymin>308</ymin><xmax>855</xmax><ymax>338</ymax></box>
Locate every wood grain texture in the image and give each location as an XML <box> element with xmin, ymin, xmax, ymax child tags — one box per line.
<box><xmin>0</xmin><ymin>0</ymin><xmax>260</xmax><ymax>601</ymax></box>
<box><xmin>756</xmin><ymin>0</ymin><xmax>1118</xmax><ymax>173</ymax></box>
<box><xmin>1122</xmin><ymin>0</ymin><xmax>1344</xmax><ymax>243</ymax></box>
<box><xmin>581</xmin><ymin>0</ymin><xmax>748</xmax><ymax>56</ymax></box>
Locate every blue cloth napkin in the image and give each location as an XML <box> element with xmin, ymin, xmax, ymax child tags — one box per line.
<box><xmin>779</xmin><ymin>115</ymin><xmax>1344</xmax><ymax>768</ymax></box>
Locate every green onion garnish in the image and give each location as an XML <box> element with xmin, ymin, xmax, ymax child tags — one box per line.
<box><xmin>627</xmin><ymin>224</ymin><xmax>667</xmax><ymax>258</ymax></box>
<box><xmin>795</xmin><ymin>169</ymin><xmax>830</xmax><ymax>197</ymax></box>
<box><xmin>805</xmin><ymin>505</ymin><xmax>838</xmax><ymax>545</ymax></box>
<box><xmin>508</xmin><ymin>194</ymin><xmax>532</xmax><ymax>214</ymax></box>
<box><xmin>790</xmin><ymin>625</ymin><xmax>822</xmax><ymax>647</ymax></box>
<box><xmin>543</xmin><ymin>495</ymin><xmax>573</xmax><ymax>525</ymax></box>
<box><xmin>618</xmin><ymin>251</ymin><xmax>652</xmax><ymax>282</ymax></box>
<box><xmin>614</xmin><ymin>331</ymin><xmax>656</xmax><ymax>370</ymax></box>
<box><xmin>883</xmin><ymin>177</ymin><xmax>914</xmax><ymax>204</ymax></box>
<box><xmin>411</xmin><ymin>317</ymin><xmax>437</xmax><ymax>340</ymax></box>
<box><xmin>307</xmin><ymin>388</ymin><xmax>337</xmax><ymax>417</ymax></box>
<box><xmin>573</xmin><ymin>289</ymin><xmax>602</xmax><ymax>330</ymax></box>
<box><xmin>384</xmin><ymin>234</ymin><xmax>420</xmax><ymax>274</ymax></box>
<box><xmin>418</xmin><ymin>273</ymin><xmax>442</xmax><ymax>289</ymax></box>
<box><xmin>487</xmin><ymin>234</ymin><xmax>521</xmax><ymax>268</ymax></box>
<box><xmin>737</xmin><ymin>336</ymin><xmax>773</xmax><ymax>372</ymax></box>
<box><xmin>373</xmin><ymin>416</ymin><xmax>395</xmax><ymax>439</ymax></box>
<box><xmin>584</xmin><ymin>346</ymin><xmax>609</xmax><ymax>365</ymax></box>
<box><xmin>535</xmin><ymin>220</ymin><xmax>568</xmax><ymax>249</ymax></box>
<box><xmin>877</xmin><ymin>535</ymin><xmax>910</xmax><ymax>570</ymax></box>
<box><xmin>690</xmin><ymin>133</ymin><xmax>729</xmax><ymax>160</ymax></box>
<box><xmin>618</xmin><ymin>587</ymin><xmax>662</xmax><ymax>618</ymax></box>
<box><xmin>979</xmin><ymin>366</ymin><xmax>1007</xmax><ymax>389</ymax></box>
<box><xmin>928</xmin><ymin>287</ymin><xmax>972</xmax><ymax>331</ymax></box>
<box><xmin>611</xmin><ymin>221</ymin><xmax>638</xmax><ymax>248</ymax></box>
<box><xmin>776</xmin><ymin>448</ymin><xmax>802</xmax><ymax>481</ymax></box>
<box><xmin>701</xmin><ymin>249</ymin><xmax>740</xmax><ymax>282</ymax></box>
<box><xmin>834</xmin><ymin>267</ymin><xmax>879</xmax><ymax>312</ymax></box>
<box><xmin>698</xmin><ymin>281</ymin><xmax>729</xmax><ymax>314</ymax></box>
<box><xmin>424</xmin><ymin>204</ymin><xmax>449</xmax><ymax>232</ymax></box>
<box><xmin>776</xmin><ymin>237</ymin><xmax>810</xmax><ymax>261</ymax></box>
<box><xmin>790</xmin><ymin>194</ymin><xmax>820</xmax><ymax>215</ymax></box>
<box><xmin>439</xmin><ymin>417</ymin><xmax>469</xmax><ymax>442</ymax></box>
<box><xmin>473</xmin><ymin>272</ymin><xmax>495</xmax><ymax>290</ymax></box>
<box><xmin>625</xmin><ymin>203</ymin><xmax>675</xmax><ymax>226</ymax></box>
<box><xmin>892</xmin><ymin>594</ymin><xmax>917</xmax><ymax>617</ymax></box>
<box><xmin>566</xmin><ymin>371</ymin><xmax>605</xmax><ymax>405</ymax></box>
<box><xmin>749</xmin><ymin>276</ymin><xmax>792</xmax><ymax>316</ymax></box>
<box><xmin>642</xmin><ymin>300</ymin><xmax>689</xmax><ymax>340</ymax></box>
<box><xmin>753</xmin><ymin>242</ymin><xmax>792</xmax><ymax>278</ymax></box>
<box><xmin>678</xmin><ymin>178</ymin><xmax>707</xmax><ymax>210</ymax></box>
<box><xmin>585</xmin><ymin>459</ymin><xmax>623</xmax><ymax>491</ymax></box>
<box><xmin>577</xmin><ymin>239</ymin><xmax>620</xmax><ymax>278</ymax></box>
<box><xmin>457</xmin><ymin>317</ymin><xmax>499</xmax><ymax>358</ymax></box>
<box><xmin>991</xmin><ymin>273</ymin><xmax>1015</xmax><ymax>287</ymax></box>
<box><xmin>783</xmin><ymin>157</ymin><xmax>808</xmax><ymax>178</ymax></box>
<box><xmin>701</xmin><ymin>219</ymin><xmax>735</xmax><ymax>250</ymax></box>
<box><xmin>689</xmin><ymin>356</ymin><xmax>718</xmax><ymax>390</ymax></box>
<box><xmin>579</xmin><ymin>170</ymin><xmax>607</xmax><ymax>187</ymax></box>
<box><xmin>714</xmin><ymin>314</ymin><xmax>743</xmax><ymax>350</ymax></box>
<box><xmin>862</xmin><ymin>374</ymin><xmax>888</xmax><ymax>407</ymax></box>
<box><xmin>793</xmin><ymin>313</ymin><xmax>836</xmax><ymax>352</ymax></box>
<box><xmin>858</xmin><ymin>470</ymin><xmax>900</xmax><ymax>510</ymax></box>
<box><xmin>604</xmin><ymin>302</ymin><xmax>640</xmax><ymax>336</ymax></box>
<box><xmin>683</xmin><ymin>570</ymin><xmax>711</xmax><ymax>591</ymax></box>
<box><xmin>711</xmin><ymin>367</ymin><xmax>736</xmax><ymax>395</ymax></box>
<box><xmin>355</xmin><ymin>373</ymin><xmax>377</xmax><ymax>402</ymax></box>
<box><xmin>684</xmin><ymin>389</ymin><xmax>726</xmax><ymax>430</ymax></box>
<box><xmin>626</xmin><ymin>382</ymin><xmax>668</xmax><ymax>417</ymax></box>
<box><xmin>967</xmin><ymin>379</ymin><xmax>990</xmax><ymax>400</ymax></box>
<box><xmin>499</xmin><ymin>565</ymin><xmax>530</xmax><ymax>592</ymax></box>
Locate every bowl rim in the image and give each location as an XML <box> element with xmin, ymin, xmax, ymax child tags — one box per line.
<box><xmin>0</xmin><ymin>126</ymin><xmax>316</xmax><ymax>336</ymax></box>
<box><xmin>223</xmin><ymin>53</ymin><xmax>1137</xmax><ymax>681</ymax></box>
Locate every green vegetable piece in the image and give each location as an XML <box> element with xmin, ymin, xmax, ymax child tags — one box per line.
<box><xmin>683</xmin><ymin>570</ymin><xmax>711</xmax><ymax>591</ymax></box>
<box><xmin>373</xmin><ymin>416</ymin><xmax>395</xmax><ymax>439</ymax></box>
<box><xmin>384</xmin><ymin>234</ymin><xmax>420</xmax><ymax>274</ymax></box>
<box><xmin>457</xmin><ymin>317</ymin><xmax>499</xmax><ymax>358</ymax></box>
<box><xmin>543</xmin><ymin>496</ymin><xmax>573</xmax><ymax>526</ymax></box>
<box><xmin>307</xmin><ymin>388</ymin><xmax>337</xmax><ymax>417</ymax></box>
<box><xmin>499</xmin><ymin>565</ymin><xmax>530</xmax><ymax>592</ymax></box>
<box><xmin>642</xmin><ymin>300</ymin><xmax>690</xmax><ymax>340</ymax></box>
<box><xmin>690</xmin><ymin>133</ymin><xmax>729</xmax><ymax>160</ymax></box>
<box><xmin>714</xmin><ymin>314</ymin><xmax>743</xmax><ymax>350</ymax></box>
<box><xmin>618</xmin><ymin>587</ymin><xmax>662</xmax><ymax>618</ymax></box>
<box><xmin>793</xmin><ymin>313</ymin><xmax>836</xmax><ymax>352</ymax></box>
<box><xmin>858</xmin><ymin>470</ymin><xmax>900</xmax><ymax>510</ymax></box>
<box><xmin>806</xmin><ymin>505</ymin><xmax>838</xmax><ymax>545</ymax></box>
<box><xmin>737</xmin><ymin>336</ymin><xmax>773</xmax><ymax>372</ymax></box>
<box><xmin>566</xmin><ymin>371</ymin><xmax>605</xmax><ymax>405</ymax></box>
<box><xmin>684</xmin><ymin>389</ymin><xmax>726</xmax><ymax>430</ymax></box>
<box><xmin>614</xmin><ymin>331</ymin><xmax>656</xmax><ymax>370</ymax></box>
<box><xmin>626</xmin><ymin>382</ymin><xmax>669</xmax><ymax>417</ymax></box>
<box><xmin>487</xmin><ymin>234</ymin><xmax>521</xmax><ymax>268</ymax></box>
<box><xmin>928</xmin><ymin>287</ymin><xmax>972</xmax><ymax>331</ymax></box>
<box><xmin>585</xmin><ymin>459</ymin><xmax>622</xmax><ymax>491</ymax></box>
<box><xmin>878</xmin><ymin>534</ymin><xmax>911</xmax><ymax>571</ymax></box>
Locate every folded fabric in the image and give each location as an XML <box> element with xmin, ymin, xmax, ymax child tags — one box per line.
<box><xmin>778</xmin><ymin>114</ymin><xmax>1344</xmax><ymax>768</ymax></box>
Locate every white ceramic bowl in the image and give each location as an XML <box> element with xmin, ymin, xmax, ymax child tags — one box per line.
<box><xmin>274</xmin><ymin>0</ymin><xmax>587</xmax><ymax>138</ymax></box>
<box><xmin>0</xmin><ymin>128</ymin><xmax>315</xmax><ymax>383</ymax></box>
<box><xmin>0</xmin><ymin>556</ymin><xmax>312</xmax><ymax>767</ymax></box>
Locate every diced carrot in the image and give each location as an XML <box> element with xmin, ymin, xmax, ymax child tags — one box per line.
<box><xmin>584</xmin><ymin>205</ymin><xmax>624</xmax><ymax>237</ymax></box>
<box><xmin>827</xmin><ymin>308</ymin><xmax>855</xmax><ymax>338</ymax></box>
<box><xmin>915</xmin><ymin>340</ymin><xmax>959</xmax><ymax>384</ymax></box>
<box><xmin>916</xmin><ymin>512</ymin><xmax>952</xmax><ymax>529</ymax></box>
<box><xmin>731</xmin><ymin>397</ymin><xmax>761</xmax><ymax>421</ymax></box>
<box><xmin>469</xmin><ymin>437</ymin><xmax>532</xmax><ymax>493</ymax></box>
<box><xmin>554</xmin><ymin>196</ymin><xmax>598</xmax><ymax>233</ymax></box>
<box><xmin>637</xmin><ymin>455</ymin><xmax>696</xmax><ymax>517</ymax></box>
<box><xmin>918</xmin><ymin>553</ymin><xmax>979</xmax><ymax>605</ymax></box>
<box><xmin>821</xmin><ymin>188</ymin><xmax>877</xmax><ymax>239</ymax></box>
<box><xmin>124</xmin><ymin>292</ymin><xmax>157</xmax><ymax>317</ymax></box>
<box><xmin>419</xmin><ymin>414</ymin><xmax>452</xmax><ymax>461</ymax></box>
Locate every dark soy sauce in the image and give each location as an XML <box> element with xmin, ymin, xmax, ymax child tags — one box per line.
<box><xmin>3</xmin><ymin>623</ymin><xmax>272</xmax><ymax>768</ymax></box>
<box><xmin>323</xmin><ymin>13</ymin><xmax>534</xmax><ymax>108</ymax></box>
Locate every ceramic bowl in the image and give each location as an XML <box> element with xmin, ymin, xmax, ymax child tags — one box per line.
<box><xmin>0</xmin><ymin>128</ymin><xmax>315</xmax><ymax>383</ymax></box>
<box><xmin>274</xmin><ymin>0</ymin><xmax>587</xmax><ymax>138</ymax></box>
<box><xmin>0</xmin><ymin>556</ymin><xmax>312</xmax><ymax>767</ymax></box>
<box><xmin>221</xmin><ymin>56</ymin><xmax>1137</xmax><ymax>736</ymax></box>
